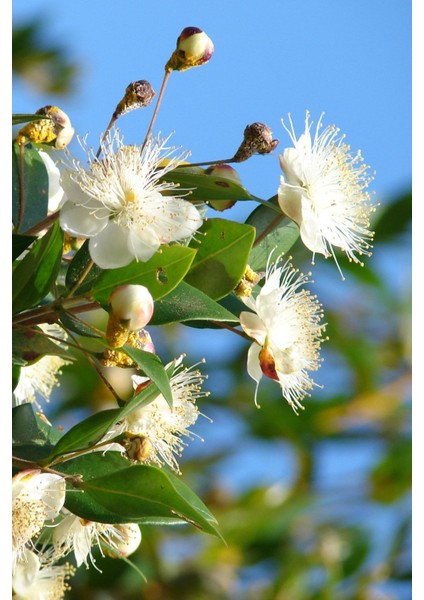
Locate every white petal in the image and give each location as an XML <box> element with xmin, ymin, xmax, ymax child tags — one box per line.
<box><xmin>38</xmin><ymin>151</ymin><xmax>66</xmax><ymax>212</ymax></box>
<box><xmin>240</xmin><ymin>311</ymin><xmax>267</xmax><ymax>346</ymax></box>
<box><xmin>60</xmin><ymin>201</ymin><xmax>109</xmax><ymax>238</ymax></box>
<box><xmin>298</xmin><ymin>197</ymin><xmax>328</xmax><ymax>255</ymax></box>
<box><xmin>89</xmin><ymin>222</ymin><xmax>134</xmax><ymax>268</ymax></box>
<box><xmin>246</xmin><ymin>342</ymin><xmax>263</xmax><ymax>407</ymax></box>
<box><xmin>12</xmin><ymin>549</ymin><xmax>40</xmax><ymax>594</ymax></box>
<box><xmin>278</xmin><ymin>182</ymin><xmax>303</xmax><ymax>225</ymax></box>
<box><xmin>127</xmin><ymin>225</ymin><xmax>161</xmax><ymax>262</ymax></box>
<box><xmin>152</xmin><ymin>197</ymin><xmax>203</xmax><ymax>242</ymax></box>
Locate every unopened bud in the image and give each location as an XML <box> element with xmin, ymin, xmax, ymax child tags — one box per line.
<box><xmin>122</xmin><ymin>433</ymin><xmax>153</xmax><ymax>463</ymax></box>
<box><xmin>16</xmin><ymin>105</ymin><xmax>75</xmax><ymax>149</ymax></box>
<box><xmin>166</xmin><ymin>27</ymin><xmax>214</xmax><ymax>72</ymax></box>
<box><xmin>204</xmin><ymin>164</ymin><xmax>242</xmax><ymax>212</ymax></box>
<box><xmin>112</xmin><ymin>80</ymin><xmax>156</xmax><ymax>120</ymax></box>
<box><xmin>106</xmin><ymin>523</ymin><xmax>142</xmax><ymax>558</ymax></box>
<box><xmin>233</xmin><ymin>123</ymin><xmax>279</xmax><ymax>163</ymax></box>
<box><xmin>106</xmin><ymin>285</ymin><xmax>154</xmax><ymax>348</ymax></box>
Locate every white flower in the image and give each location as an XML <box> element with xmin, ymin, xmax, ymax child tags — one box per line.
<box><xmin>239</xmin><ymin>256</ymin><xmax>325</xmax><ymax>413</ymax></box>
<box><xmin>52</xmin><ymin>511</ymin><xmax>141</xmax><ymax>569</ymax></box>
<box><xmin>12</xmin><ymin>548</ymin><xmax>74</xmax><ymax>599</ymax></box>
<box><xmin>278</xmin><ymin>112</ymin><xmax>375</xmax><ymax>276</ymax></box>
<box><xmin>59</xmin><ymin>130</ymin><xmax>203</xmax><ymax>269</ymax></box>
<box><xmin>104</xmin><ymin>357</ymin><xmax>208</xmax><ymax>473</ymax></box>
<box><xmin>12</xmin><ymin>470</ymin><xmax>66</xmax><ymax>571</ymax></box>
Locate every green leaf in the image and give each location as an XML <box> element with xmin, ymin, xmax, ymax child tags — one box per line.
<box><xmin>13</xmin><ymin>113</ymin><xmax>51</xmax><ymax>125</ymax></box>
<box><xmin>12</xmin><ymin>326</ymin><xmax>73</xmax><ymax>365</ymax></box>
<box><xmin>12</xmin><ymin>221</ymin><xmax>64</xmax><ymax>314</ymax></box>
<box><xmin>91</xmin><ymin>245</ymin><xmax>197</xmax><ymax>304</ymax></box>
<box><xmin>185</xmin><ymin>218</ymin><xmax>255</xmax><ymax>300</ymax></box>
<box><xmin>12</xmin><ymin>142</ymin><xmax>49</xmax><ymax>232</ymax></box>
<box><xmin>59</xmin><ymin>454</ymin><xmax>221</xmax><ymax>536</ymax></box>
<box><xmin>246</xmin><ymin>198</ymin><xmax>300</xmax><ymax>270</ymax></box>
<box><xmin>120</xmin><ymin>347</ymin><xmax>173</xmax><ymax>407</ymax></box>
<box><xmin>12</xmin><ymin>233</ymin><xmax>37</xmax><ymax>260</ymax></box>
<box><xmin>151</xmin><ymin>281</ymin><xmax>240</xmax><ymax>326</ymax></box>
<box><xmin>160</xmin><ymin>166</ymin><xmax>260</xmax><ymax>204</ymax></box>
<box><xmin>12</xmin><ymin>403</ymin><xmax>62</xmax><ymax>446</ymax></box>
<box><xmin>65</xmin><ymin>240</ymin><xmax>103</xmax><ymax>293</ymax></box>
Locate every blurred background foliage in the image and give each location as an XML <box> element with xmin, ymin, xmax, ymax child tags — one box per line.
<box><xmin>13</xmin><ymin>15</ymin><xmax>412</xmax><ymax>600</ymax></box>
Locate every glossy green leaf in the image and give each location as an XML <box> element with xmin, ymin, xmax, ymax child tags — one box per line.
<box><xmin>12</xmin><ymin>142</ymin><xmax>49</xmax><ymax>232</ymax></box>
<box><xmin>160</xmin><ymin>165</ymin><xmax>260</xmax><ymax>203</ymax></box>
<box><xmin>246</xmin><ymin>198</ymin><xmax>300</xmax><ymax>270</ymax></box>
<box><xmin>59</xmin><ymin>453</ymin><xmax>220</xmax><ymax>536</ymax></box>
<box><xmin>91</xmin><ymin>245</ymin><xmax>197</xmax><ymax>304</ymax></box>
<box><xmin>121</xmin><ymin>347</ymin><xmax>173</xmax><ymax>407</ymax></box>
<box><xmin>12</xmin><ymin>326</ymin><xmax>73</xmax><ymax>366</ymax></box>
<box><xmin>12</xmin><ymin>233</ymin><xmax>37</xmax><ymax>260</ymax></box>
<box><xmin>12</xmin><ymin>403</ymin><xmax>62</xmax><ymax>446</ymax></box>
<box><xmin>65</xmin><ymin>240</ymin><xmax>103</xmax><ymax>294</ymax></box>
<box><xmin>12</xmin><ymin>221</ymin><xmax>64</xmax><ymax>314</ymax></box>
<box><xmin>185</xmin><ymin>218</ymin><xmax>255</xmax><ymax>300</ymax></box>
<box><xmin>151</xmin><ymin>281</ymin><xmax>239</xmax><ymax>326</ymax></box>
<box><xmin>58</xmin><ymin>311</ymin><xmax>103</xmax><ymax>338</ymax></box>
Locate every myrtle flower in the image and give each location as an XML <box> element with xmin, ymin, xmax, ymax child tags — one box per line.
<box><xmin>104</xmin><ymin>357</ymin><xmax>209</xmax><ymax>473</ymax></box>
<box><xmin>13</xmin><ymin>325</ymin><xmax>71</xmax><ymax>410</ymax></box>
<box><xmin>52</xmin><ymin>510</ymin><xmax>141</xmax><ymax>569</ymax></box>
<box><xmin>278</xmin><ymin>112</ymin><xmax>375</xmax><ymax>275</ymax></box>
<box><xmin>12</xmin><ymin>548</ymin><xmax>74</xmax><ymax>599</ymax></box>
<box><xmin>12</xmin><ymin>470</ymin><xmax>66</xmax><ymax>571</ymax></box>
<box><xmin>59</xmin><ymin>130</ymin><xmax>203</xmax><ymax>269</ymax></box>
<box><xmin>239</xmin><ymin>256</ymin><xmax>325</xmax><ymax>413</ymax></box>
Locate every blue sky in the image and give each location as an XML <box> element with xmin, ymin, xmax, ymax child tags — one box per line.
<box><xmin>12</xmin><ymin>0</ymin><xmax>411</xmax><ymax>214</ymax></box>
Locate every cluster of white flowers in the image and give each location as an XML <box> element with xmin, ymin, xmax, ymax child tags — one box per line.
<box><xmin>12</xmin><ymin>469</ymin><xmax>143</xmax><ymax>597</ymax></box>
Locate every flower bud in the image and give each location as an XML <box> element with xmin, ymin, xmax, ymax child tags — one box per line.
<box><xmin>106</xmin><ymin>523</ymin><xmax>142</xmax><ymax>558</ymax></box>
<box><xmin>113</xmin><ymin>80</ymin><xmax>156</xmax><ymax>120</ymax></box>
<box><xmin>166</xmin><ymin>26</ymin><xmax>214</xmax><ymax>72</ymax></box>
<box><xmin>122</xmin><ymin>433</ymin><xmax>153</xmax><ymax>462</ymax></box>
<box><xmin>233</xmin><ymin>122</ymin><xmax>279</xmax><ymax>163</ymax></box>
<box><xmin>106</xmin><ymin>285</ymin><xmax>154</xmax><ymax>348</ymax></box>
<box><xmin>204</xmin><ymin>164</ymin><xmax>242</xmax><ymax>212</ymax></box>
<box><xmin>16</xmin><ymin>105</ymin><xmax>75</xmax><ymax>149</ymax></box>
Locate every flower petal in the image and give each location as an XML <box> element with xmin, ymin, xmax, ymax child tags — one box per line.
<box><xmin>89</xmin><ymin>222</ymin><xmax>134</xmax><ymax>269</ymax></box>
<box><xmin>240</xmin><ymin>311</ymin><xmax>267</xmax><ymax>346</ymax></box>
<box><xmin>127</xmin><ymin>225</ymin><xmax>161</xmax><ymax>262</ymax></box>
<box><xmin>278</xmin><ymin>181</ymin><xmax>303</xmax><ymax>225</ymax></box>
<box><xmin>60</xmin><ymin>201</ymin><xmax>109</xmax><ymax>238</ymax></box>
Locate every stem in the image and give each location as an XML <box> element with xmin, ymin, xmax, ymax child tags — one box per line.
<box><xmin>175</xmin><ymin>157</ymin><xmax>236</xmax><ymax>169</ymax></box>
<box><xmin>13</xmin><ymin>297</ymin><xmax>101</xmax><ymax>328</ymax></box>
<box><xmin>95</xmin><ymin>114</ymin><xmax>117</xmax><ymax>158</ymax></box>
<box><xmin>210</xmin><ymin>321</ymin><xmax>249</xmax><ymax>339</ymax></box>
<box><xmin>141</xmin><ymin>70</ymin><xmax>171</xmax><ymax>152</ymax></box>
<box><xmin>46</xmin><ymin>436</ymin><xmax>125</xmax><ymax>469</ymax></box>
<box><xmin>65</xmin><ymin>259</ymin><xmax>95</xmax><ymax>297</ymax></box>
<box><xmin>61</xmin><ymin>325</ymin><xmax>124</xmax><ymax>405</ymax></box>
<box><xmin>24</xmin><ymin>211</ymin><xmax>59</xmax><ymax>236</ymax></box>
<box><xmin>12</xmin><ymin>456</ymin><xmax>84</xmax><ymax>486</ymax></box>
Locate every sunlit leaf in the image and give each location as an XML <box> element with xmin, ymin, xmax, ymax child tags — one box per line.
<box><xmin>185</xmin><ymin>218</ymin><xmax>255</xmax><ymax>300</ymax></box>
<box><xmin>12</xmin><ymin>221</ymin><xmax>63</xmax><ymax>314</ymax></box>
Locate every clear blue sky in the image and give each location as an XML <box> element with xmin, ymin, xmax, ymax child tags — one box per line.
<box><xmin>12</xmin><ymin>0</ymin><xmax>411</xmax><ymax>213</ymax></box>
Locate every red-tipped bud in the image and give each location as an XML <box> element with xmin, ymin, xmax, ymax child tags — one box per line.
<box><xmin>205</xmin><ymin>164</ymin><xmax>241</xmax><ymax>211</ymax></box>
<box><xmin>113</xmin><ymin>80</ymin><xmax>156</xmax><ymax>120</ymax></box>
<box><xmin>105</xmin><ymin>523</ymin><xmax>142</xmax><ymax>558</ymax></box>
<box><xmin>166</xmin><ymin>27</ymin><xmax>214</xmax><ymax>72</ymax></box>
